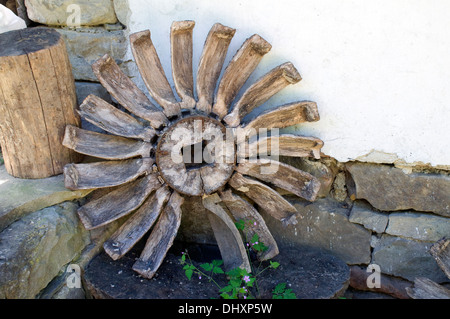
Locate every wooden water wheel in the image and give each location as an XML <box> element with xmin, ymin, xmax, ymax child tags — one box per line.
<box><xmin>63</xmin><ymin>21</ymin><xmax>323</xmax><ymax>279</ymax></box>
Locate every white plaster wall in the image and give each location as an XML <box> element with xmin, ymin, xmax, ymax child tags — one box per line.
<box><xmin>126</xmin><ymin>0</ymin><xmax>450</xmax><ymax>167</ymax></box>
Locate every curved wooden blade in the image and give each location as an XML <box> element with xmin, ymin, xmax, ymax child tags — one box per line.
<box><xmin>212</xmin><ymin>34</ymin><xmax>272</xmax><ymax>119</ymax></box>
<box><xmin>63</xmin><ymin>125</ymin><xmax>153</xmax><ymax>160</ymax></box>
<box><xmin>228</xmin><ymin>172</ymin><xmax>298</xmax><ymax>225</ymax></box>
<box><xmin>236</xmin><ymin>159</ymin><xmax>321</xmax><ymax>202</ymax></box>
<box><xmin>92</xmin><ymin>54</ymin><xmax>168</xmax><ymax>128</ymax></box>
<box><xmin>79</xmin><ymin>94</ymin><xmax>156</xmax><ymax>142</ymax></box>
<box><xmin>77</xmin><ymin>173</ymin><xmax>162</xmax><ymax>230</ymax></box>
<box><xmin>236</xmin><ymin>101</ymin><xmax>319</xmax><ymax>138</ymax></box>
<box><xmin>133</xmin><ymin>191</ymin><xmax>184</xmax><ymax>279</ymax></box>
<box><xmin>203</xmin><ymin>193</ymin><xmax>251</xmax><ymax>272</ymax></box>
<box><xmin>237</xmin><ymin>134</ymin><xmax>323</xmax><ymax>160</ymax></box>
<box><xmin>196</xmin><ymin>23</ymin><xmax>236</xmax><ymax>114</ymax></box>
<box><xmin>224</xmin><ymin>62</ymin><xmax>301</xmax><ymax>127</ymax></box>
<box><xmin>64</xmin><ymin>158</ymin><xmax>154</xmax><ymax>190</ymax></box>
<box><xmin>171</xmin><ymin>21</ymin><xmax>196</xmax><ymax>109</ymax></box>
<box><xmin>104</xmin><ymin>185</ymin><xmax>171</xmax><ymax>260</ymax></box>
<box><xmin>219</xmin><ymin>189</ymin><xmax>279</xmax><ymax>261</ymax></box>
<box><xmin>130</xmin><ymin>30</ymin><xmax>181</xmax><ymax>117</ymax></box>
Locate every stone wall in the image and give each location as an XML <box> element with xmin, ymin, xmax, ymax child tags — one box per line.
<box><xmin>0</xmin><ymin>155</ymin><xmax>448</xmax><ymax>299</ymax></box>
<box><xmin>177</xmin><ymin>158</ymin><xmax>450</xmax><ymax>298</ymax></box>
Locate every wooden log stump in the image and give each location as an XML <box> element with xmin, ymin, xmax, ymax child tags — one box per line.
<box><xmin>0</xmin><ymin>27</ymin><xmax>82</xmax><ymax>179</ymax></box>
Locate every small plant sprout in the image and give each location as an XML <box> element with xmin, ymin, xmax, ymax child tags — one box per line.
<box><xmin>178</xmin><ymin>218</ymin><xmax>296</xmax><ymax>299</ymax></box>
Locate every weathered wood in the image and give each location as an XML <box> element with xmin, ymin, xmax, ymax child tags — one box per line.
<box><xmin>63</xmin><ymin>125</ymin><xmax>153</xmax><ymax>160</ymax></box>
<box><xmin>203</xmin><ymin>193</ymin><xmax>251</xmax><ymax>272</ymax></box>
<box><xmin>238</xmin><ymin>134</ymin><xmax>323</xmax><ymax>160</ymax></box>
<box><xmin>92</xmin><ymin>54</ymin><xmax>169</xmax><ymax>128</ymax></box>
<box><xmin>430</xmin><ymin>238</ymin><xmax>450</xmax><ymax>279</ymax></box>
<box><xmin>228</xmin><ymin>172</ymin><xmax>298</xmax><ymax>225</ymax></box>
<box><xmin>156</xmin><ymin>116</ymin><xmax>235</xmax><ymax>196</ymax></box>
<box><xmin>171</xmin><ymin>21</ymin><xmax>196</xmax><ymax>109</ymax></box>
<box><xmin>196</xmin><ymin>23</ymin><xmax>236</xmax><ymax>114</ymax></box>
<box><xmin>236</xmin><ymin>159</ymin><xmax>321</xmax><ymax>202</ymax></box>
<box><xmin>130</xmin><ymin>30</ymin><xmax>181</xmax><ymax>117</ymax></box>
<box><xmin>219</xmin><ymin>189</ymin><xmax>279</xmax><ymax>260</ymax></box>
<box><xmin>406</xmin><ymin>277</ymin><xmax>450</xmax><ymax>299</ymax></box>
<box><xmin>133</xmin><ymin>191</ymin><xmax>184</xmax><ymax>279</ymax></box>
<box><xmin>224</xmin><ymin>62</ymin><xmax>302</xmax><ymax>127</ymax></box>
<box><xmin>64</xmin><ymin>158</ymin><xmax>154</xmax><ymax>190</ymax></box>
<box><xmin>349</xmin><ymin>265</ymin><xmax>412</xmax><ymax>299</ymax></box>
<box><xmin>212</xmin><ymin>34</ymin><xmax>272</xmax><ymax>119</ymax></box>
<box><xmin>77</xmin><ymin>173</ymin><xmax>162</xmax><ymax>230</ymax></box>
<box><xmin>0</xmin><ymin>27</ymin><xmax>82</xmax><ymax>178</ymax></box>
<box><xmin>78</xmin><ymin>94</ymin><xmax>156</xmax><ymax>142</ymax></box>
<box><xmin>236</xmin><ymin>101</ymin><xmax>320</xmax><ymax>138</ymax></box>
<box><xmin>104</xmin><ymin>185</ymin><xmax>171</xmax><ymax>260</ymax></box>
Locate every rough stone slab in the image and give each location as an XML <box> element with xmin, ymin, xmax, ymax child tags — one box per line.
<box><xmin>347</xmin><ymin>162</ymin><xmax>450</xmax><ymax>217</ymax></box>
<box><xmin>84</xmin><ymin>242</ymin><xmax>349</xmax><ymax>299</ymax></box>
<box><xmin>55</xmin><ymin>27</ymin><xmax>128</xmax><ymax>81</ymax></box>
<box><xmin>25</xmin><ymin>0</ymin><xmax>117</xmax><ymax>26</ymax></box>
<box><xmin>0</xmin><ymin>165</ymin><xmax>92</xmax><ymax>232</ymax></box>
<box><xmin>349</xmin><ymin>200</ymin><xmax>389</xmax><ymax>233</ymax></box>
<box><xmin>262</xmin><ymin>197</ymin><xmax>372</xmax><ymax>264</ymax></box>
<box><xmin>0</xmin><ymin>202</ymin><xmax>90</xmax><ymax>299</ymax></box>
<box><xmin>386</xmin><ymin>212</ymin><xmax>450</xmax><ymax>242</ymax></box>
<box><xmin>372</xmin><ymin>235</ymin><xmax>449</xmax><ymax>283</ymax></box>
<box><xmin>75</xmin><ymin>81</ymin><xmax>112</xmax><ymax>106</ymax></box>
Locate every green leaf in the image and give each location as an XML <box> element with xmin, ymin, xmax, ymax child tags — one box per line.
<box><xmin>183</xmin><ymin>265</ymin><xmax>190</xmax><ymax>270</ymax></box>
<box><xmin>226</xmin><ymin>268</ymin><xmax>241</xmax><ymax>278</ymax></box>
<box><xmin>235</xmin><ymin>219</ymin><xmax>245</xmax><ymax>231</ymax></box>
<box><xmin>270</xmin><ymin>261</ymin><xmax>280</xmax><ymax>269</ymax></box>
<box><xmin>212</xmin><ymin>266</ymin><xmax>224</xmax><ymax>274</ymax></box>
<box><xmin>200</xmin><ymin>263</ymin><xmax>213</xmax><ymax>272</ymax></box>
<box><xmin>246</xmin><ymin>277</ymin><xmax>256</xmax><ymax>287</ymax></box>
<box><xmin>185</xmin><ymin>269</ymin><xmax>193</xmax><ymax>280</ymax></box>
<box><xmin>219</xmin><ymin>285</ymin><xmax>233</xmax><ymax>293</ymax></box>
<box><xmin>273</xmin><ymin>283</ymin><xmax>286</xmax><ymax>294</ymax></box>
<box><xmin>220</xmin><ymin>292</ymin><xmax>231</xmax><ymax>299</ymax></box>
<box><xmin>181</xmin><ymin>254</ymin><xmax>186</xmax><ymax>262</ymax></box>
<box><xmin>250</xmin><ymin>233</ymin><xmax>259</xmax><ymax>243</ymax></box>
<box><xmin>283</xmin><ymin>291</ymin><xmax>297</xmax><ymax>299</ymax></box>
<box><xmin>230</xmin><ymin>279</ymin><xmax>241</xmax><ymax>288</ymax></box>
<box><xmin>212</xmin><ymin>259</ymin><xmax>223</xmax><ymax>266</ymax></box>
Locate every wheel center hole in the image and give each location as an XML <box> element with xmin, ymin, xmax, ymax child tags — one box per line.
<box><xmin>181</xmin><ymin>140</ymin><xmax>214</xmax><ymax>170</ymax></box>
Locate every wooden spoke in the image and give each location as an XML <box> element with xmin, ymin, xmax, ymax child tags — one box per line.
<box><xmin>228</xmin><ymin>172</ymin><xmax>298</xmax><ymax>225</ymax></box>
<box><xmin>64</xmin><ymin>158</ymin><xmax>154</xmax><ymax>190</ymax></box>
<box><xmin>130</xmin><ymin>30</ymin><xmax>181</xmax><ymax>117</ymax></box>
<box><xmin>196</xmin><ymin>23</ymin><xmax>236</xmax><ymax>114</ymax></box>
<box><xmin>212</xmin><ymin>34</ymin><xmax>272</xmax><ymax>119</ymax></box>
<box><xmin>236</xmin><ymin>159</ymin><xmax>321</xmax><ymax>202</ymax></box>
<box><xmin>104</xmin><ymin>185</ymin><xmax>171</xmax><ymax>260</ymax></box>
<box><xmin>236</xmin><ymin>101</ymin><xmax>320</xmax><ymax>138</ymax></box>
<box><xmin>78</xmin><ymin>94</ymin><xmax>156</xmax><ymax>142</ymax></box>
<box><xmin>92</xmin><ymin>54</ymin><xmax>168</xmax><ymax>128</ymax></box>
<box><xmin>237</xmin><ymin>134</ymin><xmax>323</xmax><ymax>160</ymax></box>
<box><xmin>219</xmin><ymin>189</ymin><xmax>279</xmax><ymax>260</ymax></box>
<box><xmin>224</xmin><ymin>62</ymin><xmax>302</xmax><ymax>127</ymax></box>
<box><xmin>133</xmin><ymin>191</ymin><xmax>184</xmax><ymax>279</ymax></box>
<box><xmin>63</xmin><ymin>125</ymin><xmax>153</xmax><ymax>160</ymax></box>
<box><xmin>77</xmin><ymin>173</ymin><xmax>162</xmax><ymax>230</ymax></box>
<box><xmin>203</xmin><ymin>193</ymin><xmax>251</xmax><ymax>272</ymax></box>
<box><xmin>171</xmin><ymin>21</ymin><xmax>196</xmax><ymax>109</ymax></box>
